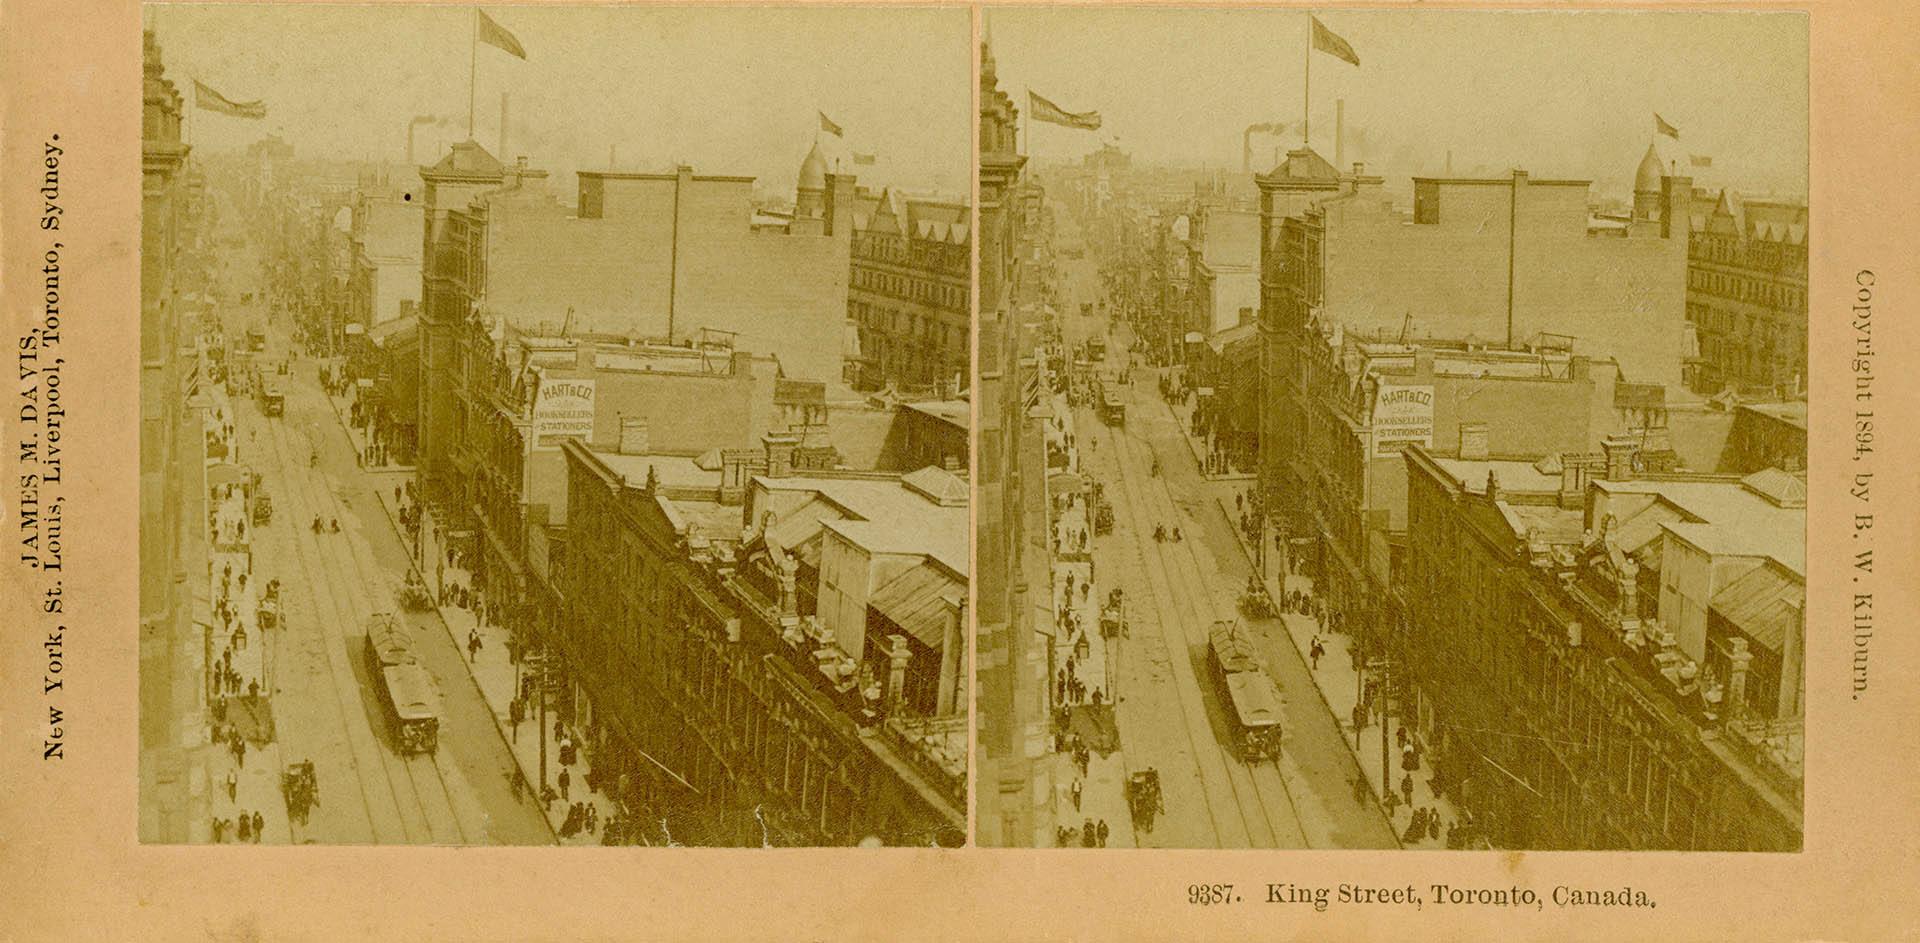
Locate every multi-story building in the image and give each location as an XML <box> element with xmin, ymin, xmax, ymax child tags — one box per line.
<box><xmin>847</xmin><ymin>186</ymin><xmax>970</xmax><ymax>393</ymax></box>
<box><xmin>975</xmin><ymin>36</ymin><xmax>1055</xmax><ymax>848</ymax></box>
<box><xmin>137</xmin><ymin>30</ymin><xmax>194</xmax><ymax>842</ymax></box>
<box><xmin>346</xmin><ymin>188</ymin><xmax>422</xmax><ymax>331</ymax></box>
<box><xmin>416</xmin><ymin>141</ymin><xmax>858</xmax><ymax>509</ymax></box>
<box><xmin>559</xmin><ymin>436</ymin><xmax>967</xmax><ymax>845</ymax></box>
<box><xmin>1398</xmin><ymin>441</ymin><xmax>1803</xmax><ymax>850</ymax></box>
<box><xmin>1684</xmin><ymin>190</ymin><xmax>1808</xmax><ymax>397</ymax></box>
<box><xmin>1257</xmin><ymin>140</ymin><xmax>1697</xmax><ymax>641</ymax></box>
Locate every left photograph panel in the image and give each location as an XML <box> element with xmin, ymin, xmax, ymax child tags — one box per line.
<box><xmin>139</xmin><ymin>4</ymin><xmax>971</xmax><ymax>847</ymax></box>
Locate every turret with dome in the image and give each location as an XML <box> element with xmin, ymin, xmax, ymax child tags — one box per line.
<box><xmin>1633</xmin><ymin>139</ymin><xmax>1668</xmax><ymax>221</ymax></box>
<box><xmin>796</xmin><ymin>139</ymin><xmax>829</xmax><ymax>219</ymax></box>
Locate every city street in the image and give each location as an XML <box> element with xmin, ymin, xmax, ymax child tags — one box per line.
<box><xmin>149</xmin><ymin>206</ymin><xmax>553</xmax><ymax>844</ymax></box>
<box><xmin>1049</xmin><ymin>209</ymin><xmax>1398</xmax><ymax>849</ymax></box>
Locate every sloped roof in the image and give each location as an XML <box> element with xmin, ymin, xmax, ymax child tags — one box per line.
<box><xmin>1260</xmin><ymin>146</ymin><xmax>1341</xmax><ymax>187</ymax></box>
<box><xmin>901</xmin><ymin>466</ymin><xmax>968</xmax><ymax>507</ymax></box>
<box><xmin>1741</xmin><ymin>468</ymin><xmax>1807</xmax><ymax>508</ymax></box>
<box><xmin>421</xmin><ymin>139</ymin><xmax>504</xmax><ymax>180</ymax></box>
<box><xmin>1710</xmin><ymin>560</ymin><xmax>1804</xmax><ymax>651</ymax></box>
<box><xmin>868</xmin><ymin>564</ymin><xmax>960</xmax><ymax>650</ymax></box>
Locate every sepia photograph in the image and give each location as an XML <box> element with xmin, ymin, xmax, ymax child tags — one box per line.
<box><xmin>977</xmin><ymin>8</ymin><xmax>1807</xmax><ymax>850</ymax></box>
<box><xmin>138</xmin><ymin>4</ymin><xmax>971</xmax><ymax>847</ymax></box>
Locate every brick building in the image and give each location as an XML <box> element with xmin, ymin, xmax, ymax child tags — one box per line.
<box><xmin>1398</xmin><ymin>443</ymin><xmax>1803</xmax><ymax>850</ymax></box>
<box><xmin>558</xmin><ymin>437</ymin><xmax>966</xmax><ymax>845</ymax></box>
<box><xmin>1684</xmin><ymin>190</ymin><xmax>1807</xmax><ymax>397</ymax></box>
<box><xmin>847</xmin><ymin>186</ymin><xmax>970</xmax><ymax>393</ymax></box>
<box><xmin>1255</xmin><ymin>140</ymin><xmax>1698</xmax><ymax>643</ymax></box>
<box><xmin>417</xmin><ymin>141</ymin><xmax>857</xmax><ymax>509</ymax></box>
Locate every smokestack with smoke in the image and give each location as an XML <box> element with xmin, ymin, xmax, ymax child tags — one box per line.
<box><xmin>407</xmin><ymin>115</ymin><xmax>462</xmax><ymax>165</ymax></box>
<box><xmin>1242</xmin><ymin>122</ymin><xmax>1292</xmax><ymax>173</ymax></box>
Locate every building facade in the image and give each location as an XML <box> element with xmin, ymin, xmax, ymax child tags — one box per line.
<box><xmin>559</xmin><ymin>438</ymin><xmax>966</xmax><ymax>845</ymax></box>
<box><xmin>1397</xmin><ymin>443</ymin><xmax>1803</xmax><ymax>850</ymax></box>
<box><xmin>975</xmin><ymin>35</ymin><xmax>1055</xmax><ymax>848</ymax></box>
<box><xmin>848</xmin><ymin>189</ymin><xmax>970</xmax><ymax>393</ymax></box>
<box><xmin>1684</xmin><ymin>191</ymin><xmax>1808</xmax><ymax>397</ymax></box>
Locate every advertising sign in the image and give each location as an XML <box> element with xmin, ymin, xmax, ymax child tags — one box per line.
<box><xmin>532</xmin><ymin>376</ymin><xmax>596</xmax><ymax>450</ymax></box>
<box><xmin>1372</xmin><ymin>383</ymin><xmax>1434</xmax><ymax>456</ymax></box>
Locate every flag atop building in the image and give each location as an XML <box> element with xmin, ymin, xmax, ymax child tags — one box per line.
<box><xmin>193</xmin><ymin>79</ymin><xmax>266</xmax><ymax>119</ymax></box>
<box><xmin>1028</xmin><ymin>91</ymin><xmax>1101</xmax><ymax>131</ymax></box>
<box><xmin>1311</xmin><ymin>16</ymin><xmax>1360</xmax><ymax>67</ymax></box>
<box><xmin>1656</xmin><ymin>113</ymin><xmax>1679</xmax><ymax>139</ymax></box>
<box><xmin>820</xmin><ymin>111</ymin><xmax>844</xmax><ymax>137</ymax></box>
<box><xmin>478</xmin><ymin>9</ymin><xmax>527</xmax><ymax>59</ymax></box>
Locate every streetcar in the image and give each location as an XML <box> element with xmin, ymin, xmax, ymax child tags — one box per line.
<box><xmin>363</xmin><ymin>613</ymin><xmax>441</xmax><ymax>754</ymax></box>
<box><xmin>1099</xmin><ymin>390</ymin><xmax>1127</xmax><ymax>427</ymax></box>
<box><xmin>258</xmin><ymin>379</ymin><xmax>285</xmax><ymax>417</ymax></box>
<box><xmin>1207</xmin><ymin>620</ymin><xmax>1284</xmax><ymax>762</ymax></box>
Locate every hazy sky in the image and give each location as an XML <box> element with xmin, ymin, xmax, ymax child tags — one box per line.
<box><xmin>989</xmin><ymin>8</ymin><xmax>1808</xmax><ymax>199</ymax></box>
<box><xmin>145</xmin><ymin>5</ymin><xmax>972</xmax><ymax>199</ymax></box>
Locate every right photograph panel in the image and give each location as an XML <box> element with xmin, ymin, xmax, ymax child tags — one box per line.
<box><xmin>975</xmin><ymin>8</ymin><xmax>1807</xmax><ymax>850</ymax></box>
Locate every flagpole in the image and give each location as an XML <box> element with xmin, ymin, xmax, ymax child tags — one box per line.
<box><xmin>468</xmin><ymin>9</ymin><xmax>478</xmax><ymax>140</ymax></box>
<box><xmin>1302</xmin><ymin>18</ymin><xmax>1312</xmax><ymax>147</ymax></box>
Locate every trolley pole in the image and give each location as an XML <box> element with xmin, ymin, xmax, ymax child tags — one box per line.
<box><xmin>538</xmin><ymin>650</ymin><xmax>548</xmax><ymax>792</ymax></box>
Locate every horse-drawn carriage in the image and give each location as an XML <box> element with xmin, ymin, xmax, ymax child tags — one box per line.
<box><xmin>396</xmin><ymin>571</ymin><xmax>434</xmax><ymax>612</ymax></box>
<box><xmin>1126</xmin><ymin>769</ymin><xmax>1165</xmax><ymax>833</ymax></box>
<box><xmin>251</xmin><ymin>490</ymin><xmax>273</xmax><ymax>526</ymax></box>
<box><xmin>281</xmin><ymin>759</ymin><xmax>319</xmax><ymax>825</ymax></box>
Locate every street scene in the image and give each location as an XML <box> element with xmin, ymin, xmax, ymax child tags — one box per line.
<box><xmin>977</xmin><ymin>10</ymin><xmax>1806</xmax><ymax>850</ymax></box>
<box><xmin>139</xmin><ymin>6</ymin><xmax>970</xmax><ymax>846</ymax></box>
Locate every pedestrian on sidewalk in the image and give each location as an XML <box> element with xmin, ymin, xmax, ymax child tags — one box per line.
<box><xmin>251</xmin><ymin>810</ymin><xmax>263</xmax><ymax>843</ymax></box>
<box><xmin>1096</xmin><ymin>819</ymin><xmax>1109</xmax><ymax>847</ymax></box>
<box><xmin>1400</xmin><ymin>773</ymin><xmax>1414</xmax><ymax>808</ymax></box>
<box><xmin>237</xmin><ymin>812</ymin><xmax>252</xmax><ymax>842</ymax></box>
<box><xmin>558</xmin><ymin>768</ymin><xmax>571</xmax><ymax>801</ymax></box>
<box><xmin>1070</xmin><ymin>780</ymin><xmax>1082</xmax><ymax>811</ymax></box>
<box><xmin>226</xmin><ymin>768</ymin><xmax>238</xmax><ymax>802</ymax></box>
<box><xmin>467</xmin><ymin>629</ymin><xmax>482</xmax><ymax>662</ymax></box>
<box><xmin>1309</xmin><ymin>636</ymin><xmax>1325</xmax><ymax>670</ymax></box>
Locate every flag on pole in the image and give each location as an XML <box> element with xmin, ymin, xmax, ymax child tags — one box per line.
<box><xmin>1311</xmin><ymin>16</ymin><xmax>1360</xmax><ymax>67</ymax></box>
<box><xmin>193</xmin><ymin>80</ymin><xmax>266</xmax><ymax>119</ymax></box>
<box><xmin>1028</xmin><ymin>91</ymin><xmax>1101</xmax><ymax>131</ymax></box>
<box><xmin>1690</xmin><ymin>154</ymin><xmax>1713</xmax><ymax>168</ymax></box>
<box><xmin>852</xmin><ymin>152</ymin><xmax>877</xmax><ymax>166</ymax></box>
<box><xmin>1655</xmin><ymin>113</ymin><xmax>1679</xmax><ymax>139</ymax></box>
<box><xmin>478</xmin><ymin>9</ymin><xmax>527</xmax><ymax>59</ymax></box>
<box><xmin>820</xmin><ymin>112</ymin><xmax>844</xmax><ymax>137</ymax></box>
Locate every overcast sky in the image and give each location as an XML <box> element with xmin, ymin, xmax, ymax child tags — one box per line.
<box><xmin>145</xmin><ymin>5</ymin><xmax>971</xmax><ymax>199</ymax></box>
<box><xmin>989</xmin><ymin>8</ymin><xmax>1808</xmax><ymax>200</ymax></box>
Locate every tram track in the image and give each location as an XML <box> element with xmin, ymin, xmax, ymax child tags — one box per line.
<box><xmin>1116</xmin><ymin>403</ymin><xmax>1312</xmax><ymax>848</ymax></box>
<box><xmin>259</xmin><ymin>369</ymin><xmax>470</xmax><ymax>844</ymax></box>
<box><xmin>1098</xmin><ymin>400</ymin><xmax>1294</xmax><ymax>847</ymax></box>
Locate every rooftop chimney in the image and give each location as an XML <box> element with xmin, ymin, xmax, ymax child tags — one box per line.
<box><xmin>1458</xmin><ymin>422</ymin><xmax>1490</xmax><ymax>461</ymax></box>
<box><xmin>618</xmin><ymin>416</ymin><xmax>650</xmax><ymax>456</ymax></box>
<box><xmin>1601</xmin><ymin>435</ymin><xmax>1637</xmax><ymax>481</ymax></box>
<box><xmin>763</xmin><ymin>432</ymin><xmax>799</xmax><ymax>478</ymax></box>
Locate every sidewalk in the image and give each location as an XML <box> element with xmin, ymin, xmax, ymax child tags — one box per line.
<box><xmin>1038</xmin><ymin>394</ymin><xmax>1136</xmax><ymax>849</ymax></box>
<box><xmin>1162</xmin><ymin>382</ymin><xmax>1255</xmax><ymax>483</ymax></box>
<box><xmin>1214</xmin><ymin>494</ymin><xmax>1458</xmax><ymax>849</ymax></box>
<box><xmin>198</xmin><ymin>382</ymin><xmax>292</xmax><ymax>844</ymax></box>
<box><xmin>381</xmin><ymin>492</ymin><xmax>611</xmax><ymax>846</ymax></box>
